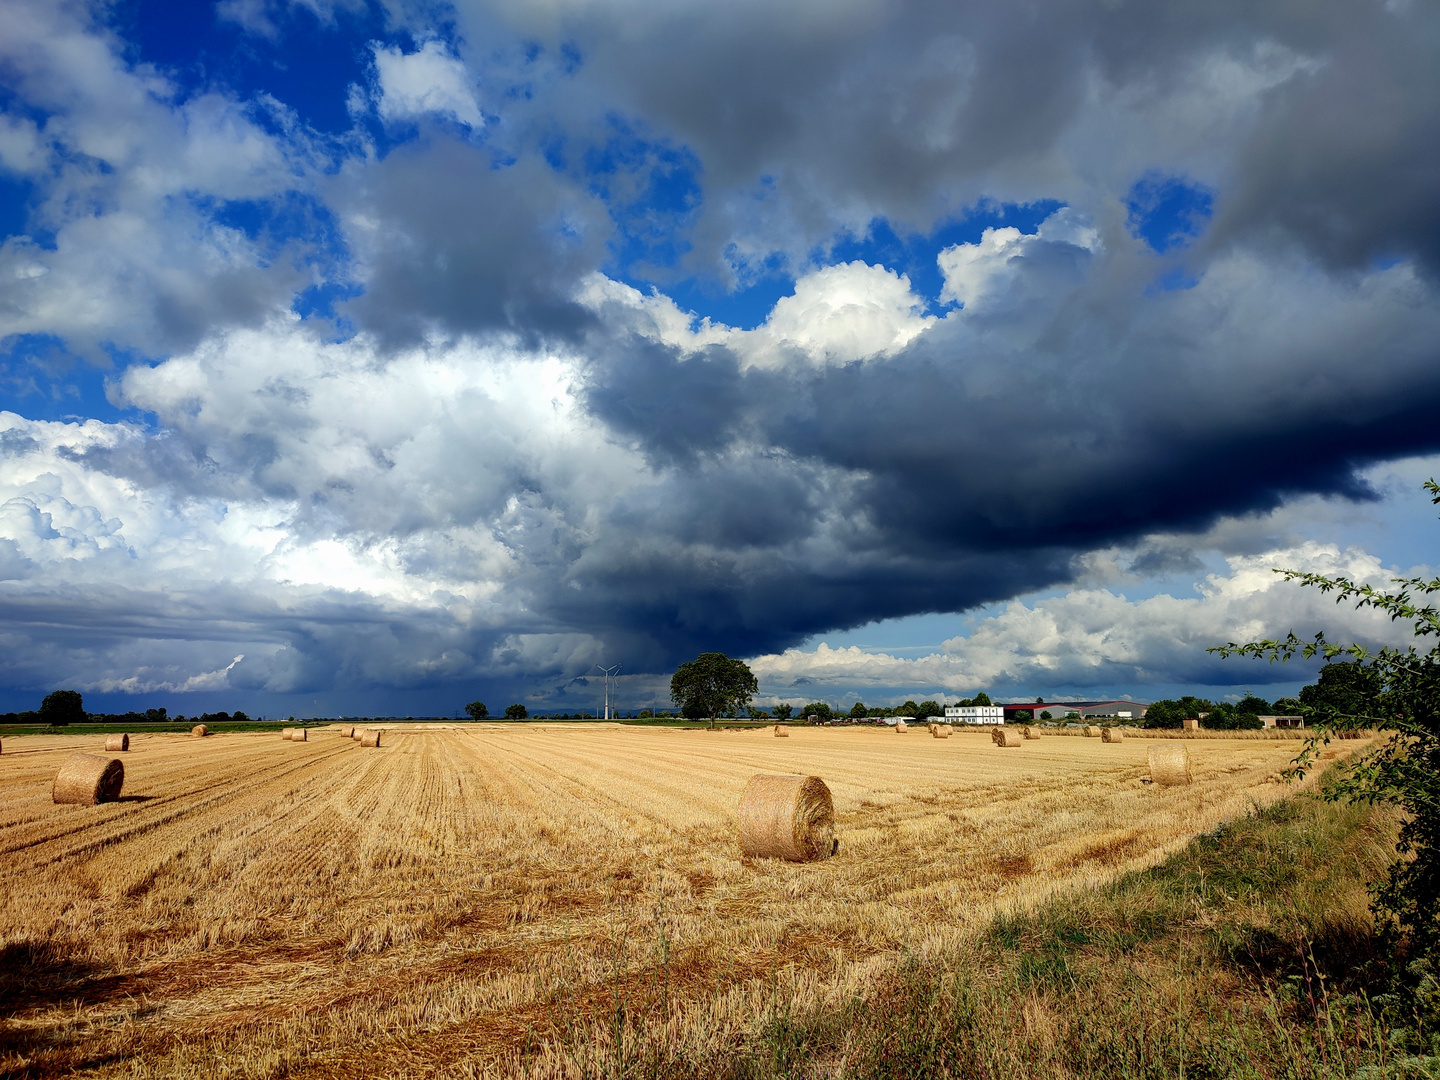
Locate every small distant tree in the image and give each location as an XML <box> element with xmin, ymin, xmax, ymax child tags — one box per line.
<box><xmin>145</xmin><ymin>707</ymin><xmax>167</xmax><ymax>723</ymax></box>
<box><xmin>40</xmin><ymin>690</ymin><xmax>84</xmax><ymax>727</ymax></box>
<box><xmin>465</xmin><ymin>701</ymin><xmax>489</xmax><ymax>721</ymax></box>
<box><xmin>638</xmin><ymin>708</ymin><xmax>654</xmax><ymax>719</ymax></box>
<box><xmin>504</xmin><ymin>703</ymin><xmax>528</xmax><ymax>720</ymax></box>
<box><xmin>232</xmin><ymin>710</ymin><xmax>250</xmax><ymax>723</ymax></box>
<box><xmin>773</xmin><ymin>703</ymin><xmax>793</xmax><ymax>720</ymax></box>
<box><xmin>1035</xmin><ymin>697</ymin><xmax>1045</xmax><ymax>704</ymax></box>
<box><xmin>1236</xmin><ymin>694</ymin><xmax>1273</xmax><ymax>715</ymax></box>
<box><xmin>1040</xmin><ymin>710</ymin><xmax>1053</xmax><ymax>720</ymax></box>
<box><xmin>916</xmin><ymin>700</ymin><xmax>943</xmax><ymax>719</ymax></box>
<box><xmin>899</xmin><ymin>700</ymin><xmax>920</xmax><ymax>715</ymax></box>
<box><xmin>850</xmin><ymin>701</ymin><xmax>868</xmax><ymax>718</ymax></box>
<box><xmin>800</xmin><ymin>702</ymin><xmax>833</xmax><ymax>723</ymax></box>
<box><xmin>1143</xmin><ymin>699</ymin><xmax>1189</xmax><ymax>729</ymax></box>
<box><xmin>1012</xmin><ymin>709</ymin><xmax>1033</xmax><ymax>722</ymax></box>
<box><xmin>671</xmin><ymin>653</ymin><xmax>758</xmax><ymax>730</ymax></box>
<box><xmin>973</xmin><ymin>691</ymin><xmax>993</xmax><ymax>706</ymax></box>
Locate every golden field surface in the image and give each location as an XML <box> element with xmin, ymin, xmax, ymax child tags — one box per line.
<box><xmin>0</xmin><ymin>724</ymin><xmax>1337</xmax><ymax>1078</ymax></box>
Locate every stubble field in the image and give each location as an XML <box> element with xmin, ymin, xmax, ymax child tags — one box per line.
<box><xmin>0</xmin><ymin>724</ymin><xmax>1332</xmax><ymax>1078</ymax></box>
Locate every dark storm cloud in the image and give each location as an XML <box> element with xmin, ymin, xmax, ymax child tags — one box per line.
<box><xmin>334</xmin><ymin>142</ymin><xmax>613</xmax><ymax>344</ymax></box>
<box><xmin>455</xmin><ymin>0</ymin><xmax>1440</xmax><ymax>279</ymax></box>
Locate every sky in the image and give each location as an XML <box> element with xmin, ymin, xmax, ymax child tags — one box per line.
<box><xmin>1</xmin><ymin>0</ymin><xmax>1438</xmax><ymax>718</ymax></box>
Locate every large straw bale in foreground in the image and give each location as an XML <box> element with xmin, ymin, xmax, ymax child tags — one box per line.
<box><xmin>992</xmin><ymin>728</ymin><xmax>1022</xmax><ymax>747</ymax></box>
<box><xmin>1149</xmin><ymin>744</ymin><xmax>1193</xmax><ymax>786</ymax></box>
<box><xmin>931</xmin><ymin>724</ymin><xmax>950</xmax><ymax>738</ymax></box>
<box><xmin>1084</xmin><ymin>725</ymin><xmax>1101</xmax><ymax>737</ymax></box>
<box><xmin>53</xmin><ymin>753</ymin><xmax>124</xmax><ymax>805</ymax></box>
<box><xmin>104</xmin><ymin>733</ymin><xmax>129</xmax><ymax>752</ymax></box>
<box><xmin>773</xmin><ymin>725</ymin><xmax>789</xmax><ymax>737</ymax></box>
<box><xmin>1102</xmin><ymin>727</ymin><xmax>1124</xmax><ymax>743</ymax></box>
<box><xmin>191</xmin><ymin>724</ymin><xmax>208</xmax><ymax>737</ymax></box>
<box><xmin>360</xmin><ymin>729</ymin><xmax>382</xmax><ymax>747</ymax></box>
<box><xmin>738</xmin><ymin>774</ymin><xmax>836</xmax><ymax>861</ymax></box>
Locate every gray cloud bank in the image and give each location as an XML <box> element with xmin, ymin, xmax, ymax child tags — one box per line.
<box><xmin>0</xmin><ymin>0</ymin><xmax>1438</xmax><ymax>709</ymax></box>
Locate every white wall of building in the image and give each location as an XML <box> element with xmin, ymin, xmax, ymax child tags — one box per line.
<box><xmin>945</xmin><ymin>705</ymin><xmax>1004</xmax><ymax>724</ymax></box>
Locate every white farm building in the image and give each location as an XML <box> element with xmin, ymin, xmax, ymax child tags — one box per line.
<box><xmin>944</xmin><ymin>705</ymin><xmax>1005</xmax><ymax>725</ymax></box>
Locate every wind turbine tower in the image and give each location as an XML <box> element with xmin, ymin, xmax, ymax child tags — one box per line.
<box><xmin>596</xmin><ymin>664</ymin><xmax>620</xmax><ymax>720</ymax></box>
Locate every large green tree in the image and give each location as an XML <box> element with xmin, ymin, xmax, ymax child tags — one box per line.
<box><xmin>670</xmin><ymin>653</ymin><xmax>758</xmax><ymax>730</ymax></box>
<box><xmin>40</xmin><ymin>689</ymin><xmax>84</xmax><ymax>727</ymax></box>
<box><xmin>1214</xmin><ymin>480</ymin><xmax>1440</xmax><ymax>971</ymax></box>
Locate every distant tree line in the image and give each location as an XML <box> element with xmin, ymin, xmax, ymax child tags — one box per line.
<box><xmin>0</xmin><ymin>691</ymin><xmax>259</xmax><ymax>727</ymax></box>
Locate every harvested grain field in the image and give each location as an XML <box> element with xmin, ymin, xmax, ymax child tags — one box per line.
<box><xmin>0</xmin><ymin>724</ymin><xmax>1338</xmax><ymax>1078</ymax></box>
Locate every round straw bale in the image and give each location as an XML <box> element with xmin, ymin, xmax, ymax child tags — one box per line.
<box><xmin>992</xmin><ymin>727</ymin><xmax>1022</xmax><ymax>747</ymax></box>
<box><xmin>191</xmin><ymin>724</ymin><xmax>208</xmax><ymax>737</ymax></box>
<box><xmin>104</xmin><ymin>733</ymin><xmax>129</xmax><ymax>752</ymax></box>
<box><xmin>340</xmin><ymin>725</ymin><xmax>355</xmax><ymax>738</ymax></box>
<box><xmin>52</xmin><ymin>753</ymin><xmax>124</xmax><ymax>805</ymax></box>
<box><xmin>773</xmin><ymin>724</ymin><xmax>789</xmax><ymax>737</ymax></box>
<box><xmin>360</xmin><ymin>729</ymin><xmax>381</xmax><ymax>747</ymax></box>
<box><xmin>931</xmin><ymin>724</ymin><xmax>950</xmax><ymax>738</ymax></box>
<box><xmin>1022</xmin><ymin>726</ymin><xmax>1041</xmax><ymax>740</ymax></box>
<box><xmin>1084</xmin><ymin>725</ymin><xmax>1101</xmax><ymax>737</ymax></box>
<box><xmin>737</xmin><ymin>774</ymin><xmax>835</xmax><ymax>861</ymax></box>
<box><xmin>292</xmin><ymin>727</ymin><xmax>306</xmax><ymax>742</ymax></box>
<box><xmin>281</xmin><ymin>728</ymin><xmax>293</xmax><ymax>740</ymax></box>
<box><xmin>895</xmin><ymin>720</ymin><xmax>907</xmax><ymax>732</ymax></box>
<box><xmin>1182</xmin><ymin>718</ymin><xmax>1199</xmax><ymax>731</ymax></box>
<box><xmin>1149</xmin><ymin>744</ymin><xmax>1192</xmax><ymax>786</ymax></box>
<box><xmin>1102</xmin><ymin>727</ymin><xmax>1124</xmax><ymax>743</ymax></box>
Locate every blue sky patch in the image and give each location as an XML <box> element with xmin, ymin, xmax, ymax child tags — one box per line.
<box><xmin>1126</xmin><ymin>172</ymin><xmax>1214</xmax><ymax>254</ymax></box>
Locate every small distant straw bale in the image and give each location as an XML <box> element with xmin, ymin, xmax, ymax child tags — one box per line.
<box><xmin>281</xmin><ymin>728</ymin><xmax>293</xmax><ymax>740</ymax></box>
<box><xmin>1149</xmin><ymin>744</ymin><xmax>1193</xmax><ymax>786</ymax></box>
<box><xmin>191</xmin><ymin>724</ymin><xmax>208</xmax><ymax>737</ymax></box>
<box><xmin>1084</xmin><ymin>725</ymin><xmax>1101</xmax><ymax>737</ymax></box>
<box><xmin>360</xmin><ymin>729</ymin><xmax>382</xmax><ymax>747</ymax></box>
<box><xmin>53</xmin><ymin>753</ymin><xmax>124</xmax><ymax>805</ymax></box>
<box><xmin>895</xmin><ymin>720</ymin><xmax>907</xmax><ymax>732</ymax></box>
<box><xmin>340</xmin><ymin>725</ymin><xmax>355</xmax><ymax>738</ymax></box>
<box><xmin>931</xmin><ymin>724</ymin><xmax>950</xmax><ymax>739</ymax></box>
<box><xmin>1022</xmin><ymin>726</ymin><xmax>1041</xmax><ymax>740</ymax></box>
<box><xmin>104</xmin><ymin>733</ymin><xmax>129</xmax><ymax>752</ymax></box>
<box><xmin>773</xmin><ymin>725</ymin><xmax>789</xmax><ymax>737</ymax></box>
<box><xmin>992</xmin><ymin>728</ymin><xmax>1022</xmax><ymax>747</ymax></box>
<box><xmin>737</xmin><ymin>774</ymin><xmax>836</xmax><ymax>861</ymax></box>
<box><xmin>1102</xmin><ymin>727</ymin><xmax>1124</xmax><ymax>743</ymax></box>
<box><xmin>1183</xmin><ymin>718</ymin><xmax>1199</xmax><ymax>731</ymax></box>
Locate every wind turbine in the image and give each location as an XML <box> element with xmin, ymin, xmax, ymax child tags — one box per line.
<box><xmin>595</xmin><ymin>664</ymin><xmax>620</xmax><ymax>720</ymax></box>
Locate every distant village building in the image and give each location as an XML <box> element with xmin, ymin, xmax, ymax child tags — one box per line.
<box><xmin>1259</xmin><ymin>715</ymin><xmax>1305</xmax><ymax>729</ymax></box>
<box><xmin>945</xmin><ymin>705</ymin><xmax>1005</xmax><ymax>725</ymax></box>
